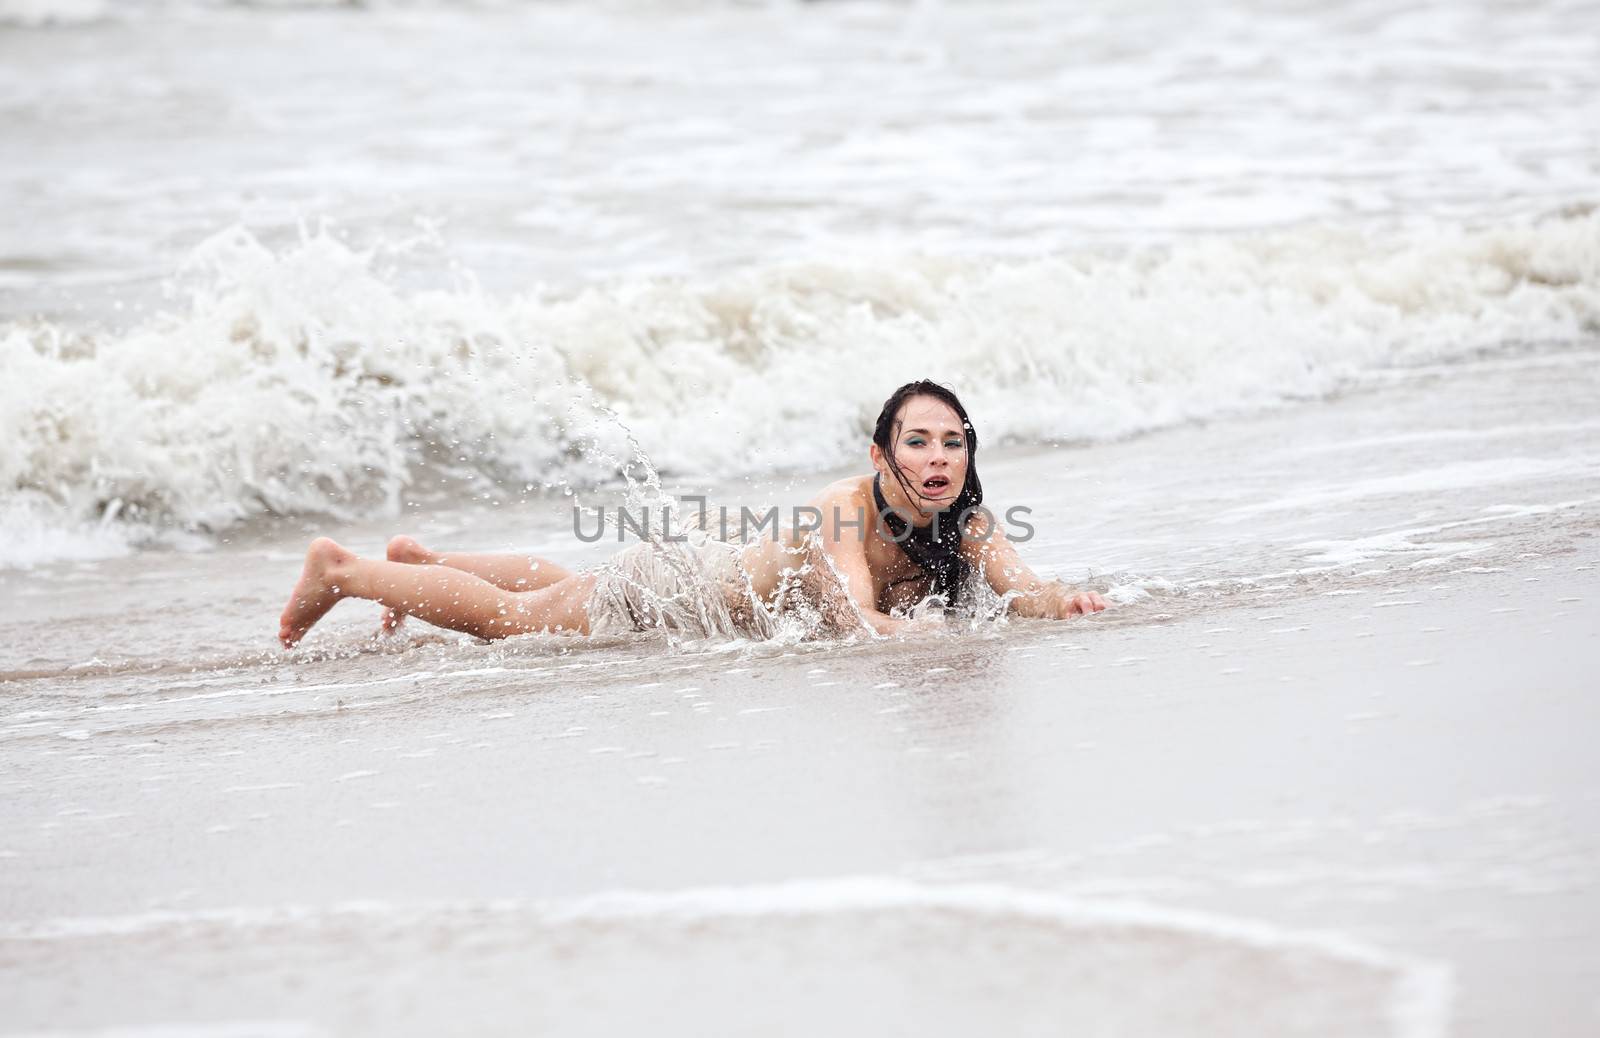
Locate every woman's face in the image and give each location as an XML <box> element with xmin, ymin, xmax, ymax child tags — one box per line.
<box><xmin>878</xmin><ymin>395</ymin><xmax>969</xmax><ymax>512</ymax></box>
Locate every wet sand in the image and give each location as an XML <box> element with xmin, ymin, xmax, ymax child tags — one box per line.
<box><xmin>3</xmin><ymin>342</ymin><xmax>1599</xmax><ymax>1035</ymax></box>
<box><xmin>3</xmin><ymin>548</ymin><xmax>1597</xmax><ymax>1036</ymax></box>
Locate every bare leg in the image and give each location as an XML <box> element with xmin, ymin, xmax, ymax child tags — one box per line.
<box><xmin>279</xmin><ymin>538</ymin><xmax>595</xmax><ymax>648</ymax></box>
<box><xmin>380</xmin><ymin>536</ymin><xmax>574</xmax><ymax>633</ymax></box>
<box><xmin>384</xmin><ymin>535</ymin><xmax>573</xmax><ymax>590</ymax></box>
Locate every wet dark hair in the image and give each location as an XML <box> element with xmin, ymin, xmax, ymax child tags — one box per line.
<box><xmin>871</xmin><ymin>380</ymin><xmax>983</xmax><ymax>606</ymax></box>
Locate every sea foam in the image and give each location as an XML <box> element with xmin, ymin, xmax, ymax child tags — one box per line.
<box><xmin>1</xmin><ymin>878</ymin><xmax>1452</xmax><ymax>1038</ymax></box>
<box><xmin>3</xmin><ymin>210</ymin><xmax>1597</xmax><ymax>566</ymax></box>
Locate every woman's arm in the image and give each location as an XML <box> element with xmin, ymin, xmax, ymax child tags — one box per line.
<box><xmin>808</xmin><ymin>484</ymin><xmax>915</xmax><ymax>636</ymax></box>
<box><xmin>962</xmin><ymin>511</ymin><xmax>1107</xmax><ymax>618</ymax></box>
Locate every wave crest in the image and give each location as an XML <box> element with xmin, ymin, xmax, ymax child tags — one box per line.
<box><xmin>3</xmin><ymin>211</ymin><xmax>1597</xmax><ymax>564</ymax></box>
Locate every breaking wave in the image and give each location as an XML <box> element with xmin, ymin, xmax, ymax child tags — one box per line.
<box><xmin>3</xmin><ymin>209</ymin><xmax>1597</xmax><ymax>566</ymax></box>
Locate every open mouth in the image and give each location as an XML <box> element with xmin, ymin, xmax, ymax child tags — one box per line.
<box><xmin>921</xmin><ymin>475</ymin><xmax>951</xmax><ymax>493</ymax></box>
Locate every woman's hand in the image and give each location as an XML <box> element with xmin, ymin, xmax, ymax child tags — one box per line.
<box><xmin>961</xmin><ymin>512</ymin><xmax>1109</xmax><ymax>621</ymax></box>
<box><xmin>1058</xmin><ymin>590</ymin><xmax>1107</xmax><ymax>617</ymax></box>
<box><xmin>893</xmin><ymin>612</ymin><xmax>948</xmax><ymax>638</ymax></box>
<box><xmin>1008</xmin><ymin>581</ymin><xmax>1107</xmax><ymax>619</ymax></box>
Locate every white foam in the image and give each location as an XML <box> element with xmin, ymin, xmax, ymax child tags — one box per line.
<box><xmin>0</xmin><ymin>0</ymin><xmax>107</xmax><ymax>27</ymax></box>
<box><xmin>5</xmin><ymin>1025</ymin><xmax>322</xmax><ymax>1038</ymax></box>
<box><xmin>3</xmin><ymin>212</ymin><xmax>1596</xmax><ymax>566</ymax></box>
<box><xmin>1</xmin><ymin>877</ymin><xmax>1452</xmax><ymax>1038</ymax></box>
<box><xmin>1266</xmin><ymin>419</ymin><xmax>1600</xmax><ymax>458</ymax></box>
<box><xmin>0</xmin><ymin>504</ymin><xmax>134</xmax><ymax>569</ymax></box>
<box><xmin>1217</xmin><ymin>457</ymin><xmax>1597</xmax><ymax>522</ymax></box>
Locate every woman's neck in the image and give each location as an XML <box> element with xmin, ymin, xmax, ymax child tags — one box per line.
<box><xmin>873</xmin><ymin>472</ymin><xmax>940</xmax><ymax>529</ymax></box>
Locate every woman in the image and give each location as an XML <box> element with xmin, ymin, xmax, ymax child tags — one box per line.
<box><xmin>277</xmin><ymin>380</ymin><xmax>1106</xmax><ymax>648</ymax></box>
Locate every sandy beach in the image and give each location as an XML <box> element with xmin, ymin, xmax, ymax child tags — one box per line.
<box><xmin>3</xmin><ymin>544</ymin><xmax>1596</xmax><ymax>1036</ymax></box>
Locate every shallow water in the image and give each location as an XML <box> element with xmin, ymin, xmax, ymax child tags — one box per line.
<box><xmin>2</xmin><ymin>882</ymin><xmax>1444</xmax><ymax>1038</ymax></box>
<box><xmin>4</xmin><ymin>331</ymin><xmax>1596</xmax><ymax>678</ymax></box>
<box><xmin>4</xmin><ymin>530</ymin><xmax>1596</xmax><ymax>1036</ymax></box>
<box><xmin>4</xmin><ymin>337</ymin><xmax>1599</xmax><ymax>1038</ymax></box>
<box><xmin>4</xmin><ymin>1</ymin><xmax>1600</xmax><ymax>1035</ymax></box>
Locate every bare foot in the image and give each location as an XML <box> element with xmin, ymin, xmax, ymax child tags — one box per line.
<box><xmin>379</xmin><ymin>535</ymin><xmax>432</xmax><ymax>633</ymax></box>
<box><xmin>278</xmin><ymin>538</ymin><xmax>355</xmax><ymax>648</ymax></box>
<box><xmin>386</xmin><ymin>534</ymin><xmax>432</xmax><ymax>566</ymax></box>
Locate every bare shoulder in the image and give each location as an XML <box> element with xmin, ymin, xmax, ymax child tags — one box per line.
<box><xmin>809</xmin><ymin>474</ymin><xmax>873</xmax><ymax>507</ymax></box>
<box><xmin>803</xmin><ymin>475</ymin><xmax>876</xmax><ymax>547</ymax></box>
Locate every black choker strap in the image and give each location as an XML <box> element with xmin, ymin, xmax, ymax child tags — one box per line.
<box><xmin>872</xmin><ymin>473</ymin><xmax>970</xmax><ymax>606</ymax></box>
